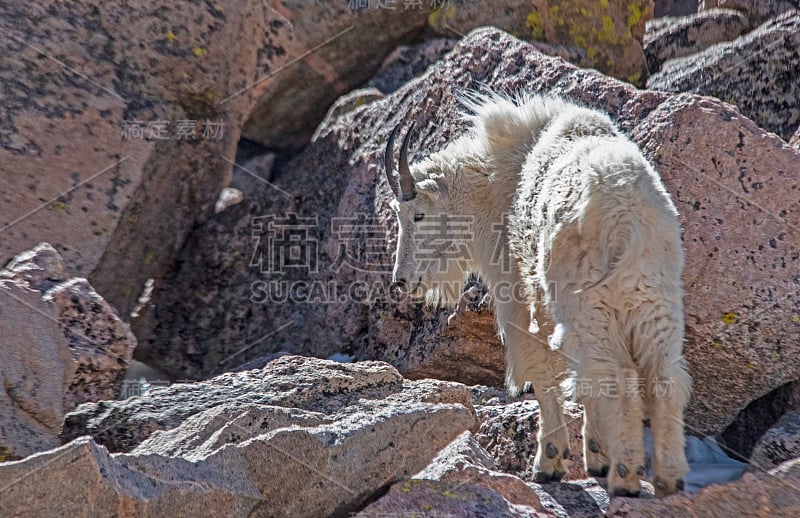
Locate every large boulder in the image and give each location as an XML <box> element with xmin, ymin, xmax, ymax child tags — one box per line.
<box><xmin>699</xmin><ymin>0</ymin><xmax>800</xmax><ymax>26</ymax></box>
<box><xmin>436</xmin><ymin>0</ymin><xmax>655</xmax><ymax>85</ymax></box>
<box><xmin>0</xmin><ymin>243</ymin><xmax>136</xmax><ymax>460</ymax></box>
<box><xmin>1</xmin><ymin>359</ymin><xmax>475</xmax><ymax>517</ymax></box>
<box><xmin>138</xmin><ymin>26</ymin><xmax>799</xmax><ymax>436</ymax></box>
<box><xmin>0</xmin><ymin>0</ymin><xmax>473</xmax><ymax>320</ymax></box>
<box><xmin>360</xmin><ymin>431</ymin><xmax>555</xmax><ymax>517</ymax></box>
<box><xmin>648</xmin><ymin>9</ymin><xmax>800</xmax><ymax>140</ymax></box>
<box><xmin>0</xmin><ymin>282</ymin><xmax>75</xmax><ymax>460</ymax></box>
<box><xmin>61</xmin><ymin>355</ymin><xmax>476</xmax><ymax>453</ymax></box>
<box><xmin>643</xmin><ymin>8</ymin><xmax>749</xmax><ymax>72</ymax></box>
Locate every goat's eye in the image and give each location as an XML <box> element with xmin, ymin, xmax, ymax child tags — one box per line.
<box><xmin>413</xmin><ymin>213</ymin><xmax>425</xmax><ymax>222</ymax></box>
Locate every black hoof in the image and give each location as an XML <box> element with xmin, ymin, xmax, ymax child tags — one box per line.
<box><xmin>676</xmin><ymin>479</ymin><xmax>685</xmax><ymax>491</ymax></box>
<box><xmin>533</xmin><ymin>470</ymin><xmax>566</xmax><ymax>483</ymax></box>
<box><xmin>545</xmin><ymin>443</ymin><xmax>558</xmax><ymax>459</ymax></box>
<box><xmin>611</xmin><ymin>487</ymin><xmax>641</xmax><ymax>498</ymax></box>
<box><xmin>588</xmin><ymin>438</ymin><xmax>601</xmax><ymax>453</ymax></box>
<box><xmin>587</xmin><ymin>465</ymin><xmax>609</xmax><ymax>477</ymax></box>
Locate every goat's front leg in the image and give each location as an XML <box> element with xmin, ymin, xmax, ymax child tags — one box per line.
<box><xmin>499</xmin><ymin>302</ymin><xmax>570</xmax><ymax>482</ymax></box>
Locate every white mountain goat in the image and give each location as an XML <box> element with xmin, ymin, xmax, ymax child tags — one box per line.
<box><xmin>384</xmin><ymin>93</ymin><xmax>691</xmax><ymax>497</ymax></box>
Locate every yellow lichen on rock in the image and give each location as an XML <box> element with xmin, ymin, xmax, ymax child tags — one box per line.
<box><xmin>525</xmin><ymin>11</ymin><xmax>545</xmax><ymax>40</ymax></box>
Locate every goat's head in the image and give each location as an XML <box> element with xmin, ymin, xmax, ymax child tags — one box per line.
<box><xmin>385</xmin><ymin>122</ymin><xmax>466</xmax><ymax>303</ymax></box>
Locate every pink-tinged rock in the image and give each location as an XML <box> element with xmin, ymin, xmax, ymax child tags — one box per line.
<box><xmin>435</xmin><ymin>0</ymin><xmax>655</xmax><ymax>86</ymax></box>
<box><xmin>3</xmin><ymin>357</ymin><xmax>476</xmax><ymax>517</ymax></box>
<box><xmin>476</xmin><ymin>400</ymin><xmax>588</xmax><ymax>482</ymax></box>
<box><xmin>366</xmin><ymin>294</ymin><xmax>506</xmax><ymax>388</ymax></box>
<box><xmin>0</xmin><ymin>0</ymin><xmax>469</xmax><ymax>318</ymax></box>
<box><xmin>0</xmin><ymin>281</ymin><xmax>75</xmax><ymax>460</ymax></box>
<box><xmin>1</xmin><ymin>243</ymin><xmax>137</xmax><ymax>409</ymax></box>
<box><xmin>631</xmin><ymin>95</ymin><xmax>800</xmax><ymax>435</ymax></box>
<box><xmin>362</xmin><ymin>431</ymin><xmax>557</xmax><ymax>517</ymax></box>
<box><xmin>607</xmin><ymin>457</ymin><xmax>800</xmax><ymax>517</ymax></box>
<box><xmin>0</xmin><ymin>243</ymin><xmax>136</xmax><ymax>459</ymax></box>
<box><xmin>43</xmin><ymin>278</ymin><xmax>137</xmax><ymax>408</ymax></box>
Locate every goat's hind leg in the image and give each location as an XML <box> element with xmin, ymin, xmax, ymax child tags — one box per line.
<box><xmin>583</xmin><ymin>364</ymin><xmax>646</xmax><ymax>497</ymax></box>
<box><xmin>582</xmin><ymin>398</ymin><xmax>610</xmax><ymax>477</ymax></box>
<box><xmin>650</xmin><ymin>360</ymin><xmax>691</xmax><ymax>497</ymax></box>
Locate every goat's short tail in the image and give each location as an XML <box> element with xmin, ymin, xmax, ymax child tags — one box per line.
<box><xmin>573</xmin><ymin>210</ymin><xmax>644</xmax><ymax>294</ymax></box>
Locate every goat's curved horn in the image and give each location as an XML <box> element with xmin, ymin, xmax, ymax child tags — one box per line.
<box><xmin>398</xmin><ymin>121</ymin><xmax>416</xmax><ymax>201</ymax></box>
<box><xmin>384</xmin><ymin>124</ymin><xmax>401</xmax><ymax>198</ymax></box>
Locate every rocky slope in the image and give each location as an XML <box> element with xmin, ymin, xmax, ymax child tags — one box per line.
<box><xmin>1</xmin><ymin>1</ymin><xmax>800</xmax><ymax>516</ymax></box>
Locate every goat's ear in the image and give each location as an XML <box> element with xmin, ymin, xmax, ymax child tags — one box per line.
<box><xmin>416</xmin><ymin>178</ymin><xmax>446</xmax><ymax>198</ymax></box>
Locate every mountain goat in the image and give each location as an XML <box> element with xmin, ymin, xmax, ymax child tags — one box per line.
<box><xmin>384</xmin><ymin>93</ymin><xmax>691</xmax><ymax>497</ymax></box>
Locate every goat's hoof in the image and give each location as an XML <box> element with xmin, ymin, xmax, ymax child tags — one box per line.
<box><xmin>611</xmin><ymin>487</ymin><xmax>641</xmax><ymax>498</ymax></box>
<box><xmin>533</xmin><ymin>470</ymin><xmax>565</xmax><ymax>483</ymax></box>
<box><xmin>587</xmin><ymin>465</ymin><xmax>609</xmax><ymax>477</ymax></box>
<box><xmin>654</xmin><ymin>477</ymin><xmax>685</xmax><ymax>497</ymax></box>
<box><xmin>545</xmin><ymin>443</ymin><xmax>558</xmax><ymax>459</ymax></box>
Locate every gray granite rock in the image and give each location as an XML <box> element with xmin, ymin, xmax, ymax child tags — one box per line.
<box><xmin>750</xmin><ymin>411</ymin><xmax>800</xmax><ymax>469</ymax></box>
<box><xmin>699</xmin><ymin>0</ymin><xmax>800</xmax><ymax>26</ymax></box>
<box><xmin>644</xmin><ymin>8</ymin><xmax>749</xmax><ymax>72</ymax></box>
<box><xmin>648</xmin><ymin>9</ymin><xmax>800</xmax><ymax>140</ymax></box>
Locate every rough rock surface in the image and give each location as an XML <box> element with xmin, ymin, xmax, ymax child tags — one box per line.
<box><xmin>361</xmin><ymin>431</ymin><xmax>554</xmax><ymax>516</ymax></box>
<box><xmin>718</xmin><ymin>381</ymin><xmax>800</xmax><ymax>460</ymax></box>
<box><xmin>365</xmin><ymin>290</ymin><xmax>506</xmax><ymax>388</ymax></box>
<box><xmin>699</xmin><ymin>0</ymin><xmax>800</xmax><ymax>26</ymax></box>
<box><xmin>0</xmin><ymin>282</ymin><xmax>75</xmax><ymax>460</ymax></box>
<box><xmin>61</xmin><ymin>355</ymin><xmax>476</xmax><ymax>453</ymax></box>
<box><xmin>644</xmin><ymin>8</ymin><xmax>749</xmax><ymax>72</ymax></box>
<box><xmin>435</xmin><ymin>0</ymin><xmax>655</xmax><ymax>85</ymax></box>
<box><xmin>44</xmin><ymin>278</ymin><xmax>138</xmax><ymax>408</ymax></box>
<box><xmin>750</xmin><ymin>411</ymin><xmax>800</xmax><ymax>469</ymax></box>
<box><xmin>648</xmin><ymin>9</ymin><xmax>800</xmax><ymax>140</ymax></box>
<box><xmin>476</xmin><ymin>400</ymin><xmax>588</xmax><ymax>482</ymax></box>
<box><xmin>607</xmin><ymin>458</ymin><xmax>800</xmax><ymax>517</ymax></box>
<box><xmin>790</xmin><ymin>126</ymin><xmax>800</xmax><ymax>149</ymax></box>
<box><xmin>654</xmin><ymin>0</ymin><xmax>699</xmax><ymax>17</ymax></box>
<box><xmin>366</xmin><ymin>39</ymin><xmax>460</xmax><ymax>94</ymax></box>
<box><xmin>363</xmin><ymin>431</ymin><xmax>612</xmax><ymax>517</ymax></box>
<box><xmin>140</xmin><ymin>26</ymin><xmax>799</xmax><ymax>435</ymax></box>
<box><xmin>1</xmin><ymin>363</ymin><xmax>474</xmax><ymax>517</ymax></box>
<box><xmin>0</xmin><ymin>243</ymin><xmax>136</xmax><ymax>460</ymax></box>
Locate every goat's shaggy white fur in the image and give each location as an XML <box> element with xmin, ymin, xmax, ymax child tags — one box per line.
<box><xmin>387</xmin><ymin>92</ymin><xmax>691</xmax><ymax>497</ymax></box>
